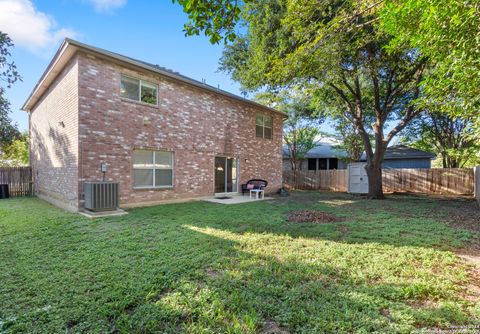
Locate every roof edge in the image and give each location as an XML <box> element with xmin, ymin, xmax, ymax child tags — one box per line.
<box><xmin>21</xmin><ymin>39</ymin><xmax>70</xmax><ymax>111</ymax></box>
<box><xmin>22</xmin><ymin>38</ymin><xmax>287</xmax><ymax>117</ymax></box>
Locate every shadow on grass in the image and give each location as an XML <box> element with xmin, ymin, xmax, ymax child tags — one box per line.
<box><xmin>134</xmin><ymin>192</ymin><xmax>477</xmax><ymax>251</ymax></box>
<box><xmin>0</xmin><ymin>195</ymin><xmax>478</xmax><ymax>333</ymax></box>
<box><xmin>76</xmin><ymin>221</ymin><xmax>476</xmax><ymax>332</ymax></box>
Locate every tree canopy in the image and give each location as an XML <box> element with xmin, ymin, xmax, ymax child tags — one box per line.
<box><xmin>401</xmin><ymin>111</ymin><xmax>480</xmax><ymax>168</ymax></box>
<box><xmin>0</xmin><ymin>32</ymin><xmax>21</xmax><ymax>148</ymax></box>
<box><xmin>330</xmin><ymin>118</ymin><xmax>369</xmax><ymax>163</ymax></box>
<box><xmin>0</xmin><ymin>132</ymin><xmax>29</xmax><ymax>167</ymax></box>
<box><xmin>255</xmin><ymin>88</ymin><xmax>322</xmax><ymax>184</ymax></box>
<box><xmin>172</xmin><ymin>0</ymin><xmax>243</xmax><ymax>44</ymax></box>
<box><xmin>218</xmin><ymin>0</ymin><xmax>426</xmax><ymax>198</ymax></box>
<box><xmin>174</xmin><ymin>0</ymin><xmax>479</xmax><ymax>198</ymax></box>
<box><xmin>381</xmin><ymin>0</ymin><xmax>480</xmax><ymax>123</ymax></box>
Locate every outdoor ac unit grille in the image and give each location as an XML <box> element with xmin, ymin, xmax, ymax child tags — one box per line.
<box><xmin>84</xmin><ymin>182</ymin><xmax>119</xmax><ymax>211</ymax></box>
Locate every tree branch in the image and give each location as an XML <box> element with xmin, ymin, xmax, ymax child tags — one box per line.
<box><xmin>328</xmin><ymin>83</ymin><xmax>353</xmax><ymax>111</ymax></box>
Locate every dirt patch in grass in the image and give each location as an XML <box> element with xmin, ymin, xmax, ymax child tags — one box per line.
<box><xmin>287</xmin><ymin>210</ymin><xmax>344</xmax><ymax>224</ymax></box>
<box><xmin>456</xmin><ymin>254</ymin><xmax>480</xmax><ymax>303</ymax></box>
<box><xmin>276</xmin><ymin>191</ymin><xmax>355</xmax><ymax>205</ymax></box>
<box><xmin>338</xmin><ymin>224</ymin><xmax>349</xmax><ymax>237</ymax></box>
<box><xmin>205</xmin><ymin>268</ymin><xmax>221</xmax><ymax>278</ymax></box>
<box><xmin>407</xmin><ymin>299</ymin><xmax>437</xmax><ymax>309</ymax></box>
<box><xmin>155</xmin><ymin>288</ymin><xmax>172</xmax><ymax>301</ymax></box>
<box><xmin>262</xmin><ymin>320</ymin><xmax>290</xmax><ymax>334</ymax></box>
<box><xmin>387</xmin><ymin>194</ymin><xmax>480</xmax><ymax>233</ymax></box>
<box><xmin>379</xmin><ymin>308</ymin><xmax>394</xmax><ymax>322</ymax></box>
<box><xmin>464</xmin><ymin>276</ymin><xmax>480</xmax><ymax>302</ymax></box>
<box><xmin>440</xmin><ymin>205</ymin><xmax>480</xmax><ymax>233</ymax></box>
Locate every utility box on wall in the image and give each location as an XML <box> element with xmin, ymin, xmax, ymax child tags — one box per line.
<box><xmin>84</xmin><ymin>182</ymin><xmax>119</xmax><ymax>211</ymax></box>
<box><xmin>348</xmin><ymin>163</ymin><xmax>368</xmax><ymax>194</ymax></box>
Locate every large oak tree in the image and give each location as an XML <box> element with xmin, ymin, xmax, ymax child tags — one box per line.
<box><xmin>176</xmin><ymin>0</ymin><xmax>426</xmax><ymax>198</ymax></box>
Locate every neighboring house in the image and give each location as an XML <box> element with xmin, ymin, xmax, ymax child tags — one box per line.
<box><xmin>23</xmin><ymin>39</ymin><xmax>286</xmax><ymax>212</ymax></box>
<box><xmin>360</xmin><ymin>145</ymin><xmax>436</xmax><ymax>169</ymax></box>
<box><xmin>283</xmin><ymin>140</ymin><xmax>348</xmax><ymax>171</ymax></box>
<box><xmin>283</xmin><ymin>143</ymin><xmax>436</xmax><ymax>171</ymax></box>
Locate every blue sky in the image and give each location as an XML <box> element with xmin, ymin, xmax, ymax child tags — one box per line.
<box><xmin>0</xmin><ymin>0</ymin><xmax>242</xmax><ymax>132</ymax></box>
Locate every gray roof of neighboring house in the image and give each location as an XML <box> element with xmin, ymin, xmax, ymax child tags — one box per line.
<box><xmin>22</xmin><ymin>38</ymin><xmax>286</xmax><ymax>117</ymax></box>
<box><xmin>283</xmin><ymin>142</ymin><xmax>348</xmax><ymax>159</ymax></box>
<box><xmin>360</xmin><ymin>145</ymin><xmax>436</xmax><ymax>161</ymax></box>
<box><xmin>283</xmin><ymin>143</ymin><xmax>436</xmax><ymax>161</ymax></box>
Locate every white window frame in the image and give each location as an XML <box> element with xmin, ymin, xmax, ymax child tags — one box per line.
<box><xmin>256</xmin><ymin>114</ymin><xmax>273</xmax><ymax>139</ymax></box>
<box><xmin>132</xmin><ymin>150</ymin><xmax>174</xmax><ymax>189</ymax></box>
<box><xmin>120</xmin><ymin>75</ymin><xmax>158</xmax><ymax>106</ymax></box>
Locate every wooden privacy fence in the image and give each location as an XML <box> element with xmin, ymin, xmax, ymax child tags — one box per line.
<box><xmin>283</xmin><ymin>170</ymin><xmax>348</xmax><ymax>192</ymax></box>
<box><xmin>0</xmin><ymin>167</ymin><xmax>33</xmax><ymax>197</ymax></box>
<box><xmin>284</xmin><ymin>168</ymin><xmax>475</xmax><ymax>195</ymax></box>
<box><xmin>382</xmin><ymin>168</ymin><xmax>474</xmax><ymax>195</ymax></box>
<box><xmin>475</xmin><ymin>166</ymin><xmax>480</xmax><ymax>206</ymax></box>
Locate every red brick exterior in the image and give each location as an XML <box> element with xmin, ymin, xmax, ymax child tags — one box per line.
<box><xmin>30</xmin><ymin>51</ymin><xmax>284</xmax><ymax>210</ymax></box>
<box><xmin>30</xmin><ymin>57</ymin><xmax>79</xmax><ymax>211</ymax></box>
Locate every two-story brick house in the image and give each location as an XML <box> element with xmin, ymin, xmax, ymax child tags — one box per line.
<box><xmin>23</xmin><ymin>39</ymin><xmax>286</xmax><ymax>212</ymax></box>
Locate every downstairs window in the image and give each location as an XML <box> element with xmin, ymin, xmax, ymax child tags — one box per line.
<box><xmin>133</xmin><ymin>150</ymin><xmax>173</xmax><ymax>188</ymax></box>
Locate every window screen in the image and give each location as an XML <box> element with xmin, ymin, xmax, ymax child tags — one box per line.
<box><xmin>133</xmin><ymin>150</ymin><xmax>173</xmax><ymax>188</ymax></box>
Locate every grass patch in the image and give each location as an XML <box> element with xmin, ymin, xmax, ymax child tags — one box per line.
<box><xmin>0</xmin><ymin>192</ymin><xmax>479</xmax><ymax>333</ymax></box>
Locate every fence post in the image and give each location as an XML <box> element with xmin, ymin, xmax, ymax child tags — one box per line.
<box><xmin>475</xmin><ymin>166</ymin><xmax>480</xmax><ymax>208</ymax></box>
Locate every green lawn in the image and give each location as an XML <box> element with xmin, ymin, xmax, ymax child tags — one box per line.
<box><xmin>0</xmin><ymin>193</ymin><xmax>479</xmax><ymax>333</ymax></box>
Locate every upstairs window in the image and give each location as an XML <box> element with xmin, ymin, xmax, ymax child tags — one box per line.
<box><xmin>133</xmin><ymin>150</ymin><xmax>173</xmax><ymax>188</ymax></box>
<box><xmin>120</xmin><ymin>75</ymin><xmax>157</xmax><ymax>105</ymax></box>
<box><xmin>256</xmin><ymin>114</ymin><xmax>273</xmax><ymax>139</ymax></box>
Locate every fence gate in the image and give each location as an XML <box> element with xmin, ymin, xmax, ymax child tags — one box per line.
<box><xmin>348</xmin><ymin>163</ymin><xmax>368</xmax><ymax>194</ymax></box>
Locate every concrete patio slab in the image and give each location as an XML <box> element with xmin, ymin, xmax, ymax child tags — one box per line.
<box><xmin>79</xmin><ymin>208</ymin><xmax>128</xmax><ymax>218</ymax></box>
<box><xmin>202</xmin><ymin>194</ymin><xmax>273</xmax><ymax>205</ymax></box>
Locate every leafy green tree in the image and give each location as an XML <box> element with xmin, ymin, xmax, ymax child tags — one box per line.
<box><xmin>0</xmin><ymin>132</ymin><xmax>29</xmax><ymax>167</ymax></box>
<box><xmin>218</xmin><ymin>1</ymin><xmax>425</xmax><ymax>198</ymax></box>
<box><xmin>177</xmin><ymin>1</ymin><xmax>480</xmax><ymax>197</ymax></box>
<box><xmin>255</xmin><ymin>89</ymin><xmax>321</xmax><ymax>187</ymax></box>
<box><xmin>330</xmin><ymin>118</ymin><xmax>369</xmax><ymax>163</ymax></box>
<box><xmin>172</xmin><ymin>0</ymin><xmax>242</xmax><ymax>44</ymax></box>
<box><xmin>175</xmin><ymin>0</ymin><xmax>479</xmax><ymax>120</ymax></box>
<box><xmin>284</xmin><ymin>126</ymin><xmax>319</xmax><ymax>187</ymax></box>
<box><xmin>381</xmin><ymin>0</ymin><xmax>480</xmax><ymax>125</ymax></box>
<box><xmin>0</xmin><ymin>32</ymin><xmax>21</xmax><ymax>148</ymax></box>
<box><xmin>401</xmin><ymin>111</ymin><xmax>480</xmax><ymax>168</ymax></box>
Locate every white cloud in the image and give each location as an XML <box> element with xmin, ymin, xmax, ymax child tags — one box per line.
<box><xmin>0</xmin><ymin>0</ymin><xmax>77</xmax><ymax>53</ymax></box>
<box><xmin>87</xmin><ymin>0</ymin><xmax>126</xmax><ymax>13</ymax></box>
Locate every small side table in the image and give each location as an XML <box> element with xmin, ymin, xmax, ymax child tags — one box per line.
<box><xmin>249</xmin><ymin>189</ymin><xmax>264</xmax><ymax>200</ymax></box>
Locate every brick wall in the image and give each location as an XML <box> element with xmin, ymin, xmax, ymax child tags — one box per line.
<box><xmin>77</xmin><ymin>52</ymin><xmax>283</xmax><ymax>208</ymax></box>
<box><xmin>29</xmin><ymin>57</ymin><xmax>79</xmax><ymax>211</ymax></box>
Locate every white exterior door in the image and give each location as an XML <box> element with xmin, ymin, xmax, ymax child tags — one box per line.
<box><xmin>348</xmin><ymin>163</ymin><xmax>369</xmax><ymax>194</ymax></box>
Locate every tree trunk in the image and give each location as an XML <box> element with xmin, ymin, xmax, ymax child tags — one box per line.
<box><xmin>366</xmin><ymin>132</ymin><xmax>385</xmax><ymax>199</ymax></box>
<box><xmin>366</xmin><ymin>161</ymin><xmax>384</xmax><ymax>199</ymax></box>
<box><xmin>291</xmin><ymin>161</ymin><xmax>296</xmax><ymax>189</ymax></box>
<box><xmin>291</xmin><ymin>158</ymin><xmax>300</xmax><ymax>190</ymax></box>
